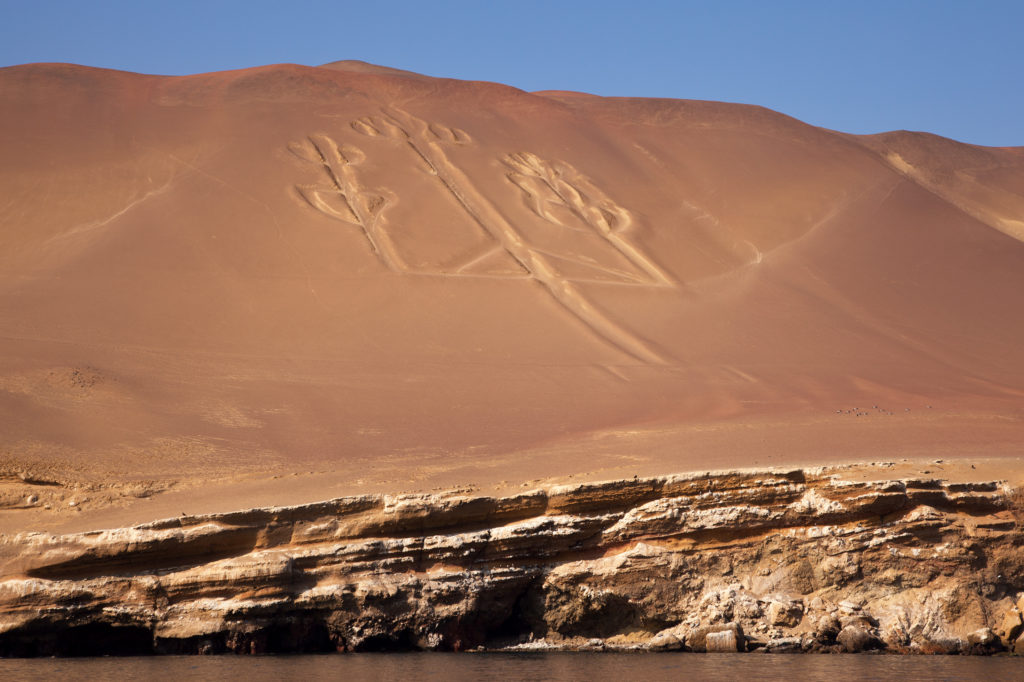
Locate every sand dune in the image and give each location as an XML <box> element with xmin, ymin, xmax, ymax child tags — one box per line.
<box><xmin>1</xmin><ymin>62</ymin><xmax>1022</xmax><ymax>525</ymax></box>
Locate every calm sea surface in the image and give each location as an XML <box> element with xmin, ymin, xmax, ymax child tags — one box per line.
<box><xmin>0</xmin><ymin>652</ymin><xmax>1021</xmax><ymax>681</ymax></box>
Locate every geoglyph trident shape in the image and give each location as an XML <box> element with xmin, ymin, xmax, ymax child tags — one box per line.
<box><xmin>291</xmin><ymin>108</ymin><xmax>674</xmax><ymax>364</ymax></box>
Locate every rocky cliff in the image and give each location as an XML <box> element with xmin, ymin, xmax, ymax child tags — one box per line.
<box><xmin>1</xmin><ymin>465</ymin><xmax>1023</xmax><ymax>656</ymax></box>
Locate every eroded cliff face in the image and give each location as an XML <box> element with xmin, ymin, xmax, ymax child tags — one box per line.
<box><xmin>1</xmin><ymin>465</ymin><xmax>1023</xmax><ymax>656</ymax></box>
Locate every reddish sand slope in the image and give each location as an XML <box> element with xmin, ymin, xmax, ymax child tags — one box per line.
<box><xmin>1</xmin><ymin>61</ymin><xmax>1022</xmax><ymax>497</ymax></box>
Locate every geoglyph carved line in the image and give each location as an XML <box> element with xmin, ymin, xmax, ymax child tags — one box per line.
<box><xmin>454</xmin><ymin>244</ymin><xmax>518</xmax><ymax>275</ymax></box>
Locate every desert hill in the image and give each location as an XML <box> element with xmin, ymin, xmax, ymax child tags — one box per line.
<box><xmin>1</xmin><ymin>62</ymin><xmax>1022</xmax><ymax>526</ymax></box>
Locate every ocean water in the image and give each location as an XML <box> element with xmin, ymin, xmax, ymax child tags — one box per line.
<box><xmin>0</xmin><ymin>652</ymin><xmax>1021</xmax><ymax>682</ymax></box>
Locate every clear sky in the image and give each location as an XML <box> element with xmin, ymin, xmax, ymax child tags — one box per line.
<box><xmin>2</xmin><ymin>0</ymin><xmax>1021</xmax><ymax>146</ymax></box>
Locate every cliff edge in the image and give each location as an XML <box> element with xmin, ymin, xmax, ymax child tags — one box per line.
<box><xmin>2</xmin><ymin>464</ymin><xmax>1023</xmax><ymax>656</ymax></box>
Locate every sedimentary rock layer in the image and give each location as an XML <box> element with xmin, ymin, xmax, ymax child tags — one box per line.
<box><xmin>1</xmin><ymin>465</ymin><xmax>1022</xmax><ymax>656</ymax></box>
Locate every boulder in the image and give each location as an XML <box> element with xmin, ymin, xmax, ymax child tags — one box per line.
<box><xmin>689</xmin><ymin>622</ymin><xmax>745</xmax><ymax>652</ymax></box>
<box><xmin>966</xmin><ymin>627</ymin><xmax>1003</xmax><ymax>654</ymax></box>
<box><xmin>967</xmin><ymin>627</ymin><xmax>996</xmax><ymax>646</ymax></box>
<box><xmin>995</xmin><ymin>608</ymin><xmax>1023</xmax><ymax>647</ymax></box>
<box><xmin>838</xmin><ymin>600</ymin><xmax>862</xmax><ymax>614</ymax></box>
<box><xmin>1014</xmin><ymin>630</ymin><xmax>1024</xmax><ymax>656</ymax></box>
<box><xmin>921</xmin><ymin>636</ymin><xmax>965</xmax><ymax>655</ymax></box>
<box><xmin>810</xmin><ymin>613</ymin><xmax>841</xmax><ymax>645</ymax></box>
<box><xmin>646</xmin><ymin>624</ymin><xmax>686</xmax><ymax>652</ymax></box>
<box><xmin>706</xmin><ymin>629</ymin><xmax>740</xmax><ymax>652</ymax></box>
<box><xmin>762</xmin><ymin>636</ymin><xmax>803</xmax><ymax>653</ymax></box>
<box><xmin>840</xmin><ymin>614</ymin><xmax>876</xmax><ymax>630</ymax></box>
<box><xmin>837</xmin><ymin>624</ymin><xmax>880</xmax><ymax>653</ymax></box>
<box><xmin>767</xmin><ymin>598</ymin><xmax>804</xmax><ymax>627</ymax></box>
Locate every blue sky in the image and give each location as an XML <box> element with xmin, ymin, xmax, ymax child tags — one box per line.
<box><xmin>2</xmin><ymin>1</ymin><xmax>1022</xmax><ymax>146</ymax></box>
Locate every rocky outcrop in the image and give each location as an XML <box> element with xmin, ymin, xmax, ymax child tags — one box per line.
<box><xmin>1</xmin><ymin>465</ymin><xmax>1023</xmax><ymax>656</ymax></box>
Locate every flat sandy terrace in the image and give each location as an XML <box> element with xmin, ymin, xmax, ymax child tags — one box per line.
<box><xmin>2</xmin><ymin>405</ymin><xmax>1021</xmax><ymax>535</ymax></box>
